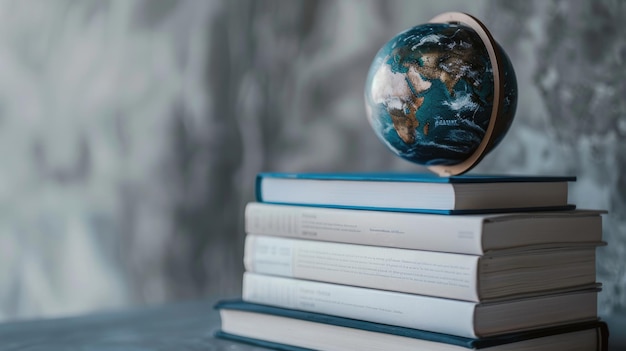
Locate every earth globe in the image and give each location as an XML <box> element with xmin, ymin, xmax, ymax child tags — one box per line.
<box><xmin>365</xmin><ymin>12</ymin><xmax>517</xmax><ymax>176</ymax></box>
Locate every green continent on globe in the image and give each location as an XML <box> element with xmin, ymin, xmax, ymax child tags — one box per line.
<box><xmin>365</xmin><ymin>23</ymin><xmax>498</xmax><ymax>166</ymax></box>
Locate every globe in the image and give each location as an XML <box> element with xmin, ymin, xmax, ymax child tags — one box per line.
<box><xmin>365</xmin><ymin>12</ymin><xmax>517</xmax><ymax>176</ymax></box>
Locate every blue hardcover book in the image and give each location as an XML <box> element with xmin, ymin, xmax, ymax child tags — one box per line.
<box><xmin>215</xmin><ymin>299</ymin><xmax>608</xmax><ymax>351</ymax></box>
<box><xmin>255</xmin><ymin>172</ymin><xmax>576</xmax><ymax>214</ymax></box>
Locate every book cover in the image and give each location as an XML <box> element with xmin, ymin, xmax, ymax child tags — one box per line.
<box><xmin>244</xmin><ymin>235</ymin><xmax>598</xmax><ymax>302</ymax></box>
<box><xmin>215</xmin><ymin>299</ymin><xmax>608</xmax><ymax>350</ymax></box>
<box><xmin>242</xmin><ymin>273</ymin><xmax>599</xmax><ymax>338</ymax></box>
<box><xmin>255</xmin><ymin>172</ymin><xmax>576</xmax><ymax>214</ymax></box>
<box><xmin>257</xmin><ymin>172</ymin><xmax>576</xmax><ymax>183</ymax></box>
<box><xmin>245</xmin><ymin>202</ymin><xmax>604</xmax><ymax>254</ymax></box>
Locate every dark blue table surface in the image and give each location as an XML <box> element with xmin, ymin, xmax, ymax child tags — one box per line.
<box><xmin>0</xmin><ymin>298</ymin><xmax>624</xmax><ymax>351</ymax></box>
<box><xmin>0</xmin><ymin>298</ymin><xmax>262</xmax><ymax>351</ymax></box>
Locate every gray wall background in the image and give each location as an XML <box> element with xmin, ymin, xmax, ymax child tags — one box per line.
<box><xmin>0</xmin><ymin>0</ymin><xmax>624</xmax><ymax>322</ymax></box>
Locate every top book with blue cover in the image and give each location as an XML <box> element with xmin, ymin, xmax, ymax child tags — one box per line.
<box><xmin>255</xmin><ymin>172</ymin><xmax>576</xmax><ymax>214</ymax></box>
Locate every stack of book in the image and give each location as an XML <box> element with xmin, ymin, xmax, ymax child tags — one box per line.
<box><xmin>216</xmin><ymin>172</ymin><xmax>609</xmax><ymax>350</ymax></box>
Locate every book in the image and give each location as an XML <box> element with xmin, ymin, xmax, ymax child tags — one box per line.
<box><xmin>255</xmin><ymin>172</ymin><xmax>576</xmax><ymax>214</ymax></box>
<box><xmin>242</xmin><ymin>273</ymin><xmax>599</xmax><ymax>338</ymax></box>
<box><xmin>244</xmin><ymin>235</ymin><xmax>599</xmax><ymax>302</ymax></box>
<box><xmin>245</xmin><ymin>202</ymin><xmax>604</xmax><ymax>255</ymax></box>
<box><xmin>215</xmin><ymin>299</ymin><xmax>609</xmax><ymax>351</ymax></box>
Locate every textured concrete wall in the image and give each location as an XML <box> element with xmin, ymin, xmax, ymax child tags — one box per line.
<box><xmin>0</xmin><ymin>0</ymin><xmax>624</xmax><ymax>321</ymax></box>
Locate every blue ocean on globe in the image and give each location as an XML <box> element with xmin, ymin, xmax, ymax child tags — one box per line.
<box><xmin>365</xmin><ymin>22</ymin><xmax>517</xmax><ymax>167</ymax></box>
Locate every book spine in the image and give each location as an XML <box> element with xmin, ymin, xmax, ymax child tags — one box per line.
<box><xmin>244</xmin><ymin>235</ymin><xmax>481</xmax><ymax>302</ymax></box>
<box><xmin>245</xmin><ymin>202</ymin><xmax>486</xmax><ymax>255</ymax></box>
<box><xmin>242</xmin><ymin>272</ymin><xmax>478</xmax><ymax>338</ymax></box>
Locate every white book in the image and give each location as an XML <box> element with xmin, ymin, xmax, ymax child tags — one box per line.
<box><xmin>242</xmin><ymin>273</ymin><xmax>599</xmax><ymax>338</ymax></box>
<box><xmin>243</xmin><ymin>235</ymin><xmax>598</xmax><ymax>302</ymax></box>
<box><xmin>245</xmin><ymin>202</ymin><xmax>604</xmax><ymax>255</ymax></box>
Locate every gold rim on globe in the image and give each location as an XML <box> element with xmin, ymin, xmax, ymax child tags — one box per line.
<box><xmin>426</xmin><ymin>12</ymin><xmax>504</xmax><ymax>177</ymax></box>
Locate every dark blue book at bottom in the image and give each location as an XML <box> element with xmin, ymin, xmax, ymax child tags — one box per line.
<box><xmin>214</xmin><ymin>300</ymin><xmax>609</xmax><ymax>351</ymax></box>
